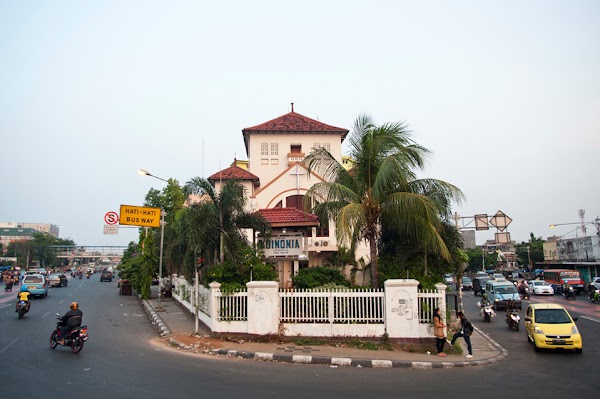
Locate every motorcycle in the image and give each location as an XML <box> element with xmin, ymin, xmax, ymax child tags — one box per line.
<box><xmin>49</xmin><ymin>314</ymin><xmax>88</xmax><ymax>354</ymax></box>
<box><xmin>563</xmin><ymin>286</ymin><xmax>576</xmax><ymax>300</ymax></box>
<box><xmin>78</xmin><ymin>273</ymin><xmax>82</xmax><ymax>280</ymax></box>
<box><xmin>86</xmin><ymin>273</ymin><xmax>90</xmax><ymax>279</ymax></box>
<box><xmin>17</xmin><ymin>300</ymin><xmax>29</xmax><ymax>319</ymax></box>
<box><xmin>518</xmin><ymin>286</ymin><xmax>530</xmax><ymax>300</ymax></box>
<box><xmin>4</xmin><ymin>281</ymin><xmax>13</xmax><ymax>292</ymax></box>
<box><xmin>589</xmin><ymin>289</ymin><xmax>600</xmax><ymax>303</ymax></box>
<box><xmin>505</xmin><ymin>308</ymin><xmax>520</xmax><ymax>331</ymax></box>
<box><xmin>478</xmin><ymin>300</ymin><xmax>495</xmax><ymax>322</ymax></box>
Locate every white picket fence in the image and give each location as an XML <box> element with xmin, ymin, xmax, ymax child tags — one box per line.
<box><xmin>168</xmin><ymin>275</ymin><xmax>447</xmax><ymax>339</ymax></box>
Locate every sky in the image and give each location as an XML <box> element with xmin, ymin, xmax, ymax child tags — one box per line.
<box><xmin>1</xmin><ymin>1</ymin><xmax>598</xmax><ymax>247</ymax></box>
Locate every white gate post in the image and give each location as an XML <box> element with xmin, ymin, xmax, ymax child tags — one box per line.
<box><xmin>384</xmin><ymin>279</ymin><xmax>420</xmax><ymax>339</ymax></box>
<box><xmin>209</xmin><ymin>282</ymin><xmax>221</xmax><ymax>332</ymax></box>
<box><xmin>246</xmin><ymin>281</ymin><xmax>279</xmax><ymax>335</ymax></box>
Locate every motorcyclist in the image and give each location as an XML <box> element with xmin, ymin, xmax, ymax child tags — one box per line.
<box><xmin>59</xmin><ymin>302</ymin><xmax>83</xmax><ymax>345</ymax></box>
<box><xmin>15</xmin><ymin>285</ymin><xmax>31</xmax><ymax>312</ymax></box>
<box><xmin>479</xmin><ymin>293</ymin><xmax>492</xmax><ymax>318</ymax></box>
<box><xmin>563</xmin><ymin>282</ymin><xmax>574</xmax><ymax>298</ymax></box>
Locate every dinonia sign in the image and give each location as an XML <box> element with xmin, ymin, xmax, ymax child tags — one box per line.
<box><xmin>257</xmin><ymin>234</ymin><xmax>303</xmax><ymax>257</ymax></box>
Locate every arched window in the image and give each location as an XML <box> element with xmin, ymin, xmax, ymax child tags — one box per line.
<box><xmin>285</xmin><ymin>195</ymin><xmax>304</xmax><ymax>210</ymax></box>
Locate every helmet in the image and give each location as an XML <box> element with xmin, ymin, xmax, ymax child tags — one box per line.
<box><xmin>70</xmin><ymin>302</ymin><xmax>79</xmax><ymax>310</ymax></box>
<box><xmin>20</xmin><ymin>285</ymin><xmax>28</xmax><ymax>292</ymax></box>
<box><xmin>482</xmin><ymin>293</ymin><xmax>488</xmax><ymax>299</ymax></box>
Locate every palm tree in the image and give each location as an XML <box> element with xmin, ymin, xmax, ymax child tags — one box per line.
<box><xmin>184</xmin><ymin>177</ymin><xmax>270</xmax><ymax>265</ymax></box>
<box><xmin>304</xmin><ymin>114</ymin><xmax>464</xmax><ymax>288</ymax></box>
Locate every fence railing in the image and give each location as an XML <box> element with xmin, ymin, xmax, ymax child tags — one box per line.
<box><xmin>215</xmin><ymin>290</ymin><xmax>248</xmax><ymax>321</ymax></box>
<box><xmin>416</xmin><ymin>289</ymin><xmax>446</xmax><ymax>324</ymax></box>
<box><xmin>167</xmin><ymin>275</ymin><xmax>447</xmax><ymax>338</ymax></box>
<box><xmin>279</xmin><ymin>288</ymin><xmax>385</xmax><ymax>324</ymax></box>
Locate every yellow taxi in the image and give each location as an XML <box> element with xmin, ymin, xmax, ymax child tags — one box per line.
<box><xmin>524</xmin><ymin>303</ymin><xmax>582</xmax><ymax>353</ymax></box>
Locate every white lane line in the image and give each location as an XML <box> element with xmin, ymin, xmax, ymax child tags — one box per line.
<box><xmin>42</xmin><ymin>311</ymin><xmax>49</xmax><ymax>318</ymax></box>
<box><xmin>580</xmin><ymin>315</ymin><xmax>600</xmax><ymax>323</ymax></box>
<box><xmin>59</xmin><ymin>300</ymin><xmax>65</xmax><ymax>304</ymax></box>
<box><xmin>0</xmin><ymin>338</ymin><xmax>20</xmax><ymax>354</ymax></box>
<box><xmin>0</xmin><ymin>304</ymin><xmax>10</xmax><ymax>310</ymax></box>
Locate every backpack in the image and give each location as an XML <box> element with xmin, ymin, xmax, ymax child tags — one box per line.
<box><xmin>463</xmin><ymin>320</ymin><xmax>474</xmax><ymax>336</ymax></box>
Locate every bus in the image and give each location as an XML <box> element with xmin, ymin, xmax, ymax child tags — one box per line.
<box><xmin>543</xmin><ymin>269</ymin><xmax>585</xmax><ymax>295</ymax></box>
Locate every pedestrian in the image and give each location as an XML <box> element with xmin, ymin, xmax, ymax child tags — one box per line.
<box><xmin>433</xmin><ymin>307</ymin><xmax>447</xmax><ymax>357</ymax></box>
<box><xmin>450</xmin><ymin>311</ymin><xmax>474</xmax><ymax>358</ymax></box>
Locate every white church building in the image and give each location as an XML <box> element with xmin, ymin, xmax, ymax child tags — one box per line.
<box><xmin>207</xmin><ymin>106</ymin><xmax>369</xmax><ymax>288</ymax></box>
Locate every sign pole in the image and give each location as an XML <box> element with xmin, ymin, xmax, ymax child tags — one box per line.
<box><xmin>156</xmin><ymin>210</ymin><xmax>167</xmax><ymax>311</ymax></box>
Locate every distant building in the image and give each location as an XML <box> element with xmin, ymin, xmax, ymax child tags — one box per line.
<box><xmin>460</xmin><ymin>230</ymin><xmax>476</xmax><ymax>249</ymax></box>
<box><xmin>479</xmin><ymin>239</ymin><xmax>517</xmax><ymax>271</ymax></box>
<box><xmin>541</xmin><ymin>235</ymin><xmax>600</xmax><ymax>281</ymax></box>
<box><xmin>0</xmin><ymin>222</ymin><xmax>59</xmax><ymax>247</ymax></box>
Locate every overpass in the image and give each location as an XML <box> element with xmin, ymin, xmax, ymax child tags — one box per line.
<box><xmin>50</xmin><ymin>245</ymin><xmax>127</xmax><ymax>264</ymax></box>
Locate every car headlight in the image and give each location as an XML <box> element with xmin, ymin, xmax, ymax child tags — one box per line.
<box><xmin>533</xmin><ymin>326</ymin><xmax>544</xmax><ymax>334</ymax></box>
<box><xmin>571</xmin><ymin>325</ymin><xmax>579</xmax><ymax>335</ymax></box>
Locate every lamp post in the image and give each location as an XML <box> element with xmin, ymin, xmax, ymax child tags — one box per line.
<box><xmin>139</xmin><ymin>168</ymin><xmax>169</xmax><ymax>311</ymax></box>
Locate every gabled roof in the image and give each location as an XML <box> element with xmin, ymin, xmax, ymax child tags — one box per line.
<box><xmin>258</xmin><ymin>207</ymin><xmax>320</xmax><ymax>227</ymax></box>
<box><xmin>242</xmin><ymin>111</ymin><xmax>349</xmax><ymax>155</ymax></box>
<box><xmin>207</xmin><ymin>165</ymin><xmax>260</xmax><ymax>184</ymax></box>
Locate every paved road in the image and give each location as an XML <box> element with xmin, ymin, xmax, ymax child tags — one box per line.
<box><xmin>1</xmin><ymin>277</ymin><xmax>597</xmax><ymax>398</ymax></box>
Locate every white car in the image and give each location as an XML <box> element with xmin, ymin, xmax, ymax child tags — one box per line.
<box><xmin>530</xmin><ymin>280</ymin><xmax>554</xmax><ymax>295</ymax></box>
<box><xmin>591</xmin><ymin>277</ymin><xmax>600</xmax><ymax>290</ymax></box>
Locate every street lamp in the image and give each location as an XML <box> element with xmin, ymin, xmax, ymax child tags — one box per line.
<box><xmin>139</xmin><ymin>168</ymin><xmax>169</xmax><ymax>311</ymax></box>
<box><xmin>138</xmin><ymin>169</ymin><xmax>169</xmax><ymax>183</ymax></box>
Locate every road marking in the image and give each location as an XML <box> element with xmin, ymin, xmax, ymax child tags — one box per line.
<box><xmin>580</xmin><ymin>315</ymin><xmax>600</xmax><ymax>323</ymax></box>
<box><xmin>59</xmin><ymin>300</ymin><xmax>65</xmax><ymax>304</ymax></box>
<box><xmin>0</xmin><ymin>304</ymin><xmax>10</xmax><ymax>310</ymax></box>
<box><xmin>42</xmin><ymin>311</ymin><xmax>49</xmax><ymax>318</ymax></box>
<box><xmin>0</xmin><ymin>338</ymin><xmax>20</xmax><ymax>354</ymax></box>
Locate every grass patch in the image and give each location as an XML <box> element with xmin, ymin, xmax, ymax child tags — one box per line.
<box><xmin>291</xmin><ymin>337</ymin><xmax>327</xmax><ymax>346</ymax></box>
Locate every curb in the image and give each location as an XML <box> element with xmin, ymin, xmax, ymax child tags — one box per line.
<box><xmin>141</xmin><ymin>299</ymin><xmax>171</xmax><ymax>336</ymax></box>
<box><xmin>140</xmin><ymin>300</ymin><xmax>508</xmax><ymax>368</ymax></box>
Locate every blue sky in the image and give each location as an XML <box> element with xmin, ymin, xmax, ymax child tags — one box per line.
<box><xmin>1</xmin><ymin>1</ymin><xmax>598</xmax><ymax>246</ymax></box>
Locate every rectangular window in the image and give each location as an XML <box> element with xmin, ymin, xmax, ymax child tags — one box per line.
<box><xmin>261</xmin><ymin>143</ymin><xmax>269</xmax><ymax>156</ymax></box>
<box><xmin>271</xmin><ymin>143</ymin><xmax>278</xmax><ymax>155</ymax></box>
<box><xmin>290</xmin><ymin>144</ymin><xmax>302</xmax><ymax>153</ymax></box>
<box><xmin>323</xmin><ymin>143</ymin><xmax>330</xmax><ymax>152</ymax></box>
<box><xmin>261</xmin><ymin>159</ymin><xmax>269</xmax><ymax>165</ymax></box>
<box><xmin>313</xmin><ymin>143</ymin><xmax>321</xmax><ymax>150</ymax></box>
<box><xmin>270</xmin><ymin>158</ymin><xmax>279</xmax><ymax>165</ymax></box>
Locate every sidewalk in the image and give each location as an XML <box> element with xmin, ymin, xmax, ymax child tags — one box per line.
<box><xmin>141</xmin><ymin>290</ymin><xmax>507</xmax><ymax>369</ymax></box>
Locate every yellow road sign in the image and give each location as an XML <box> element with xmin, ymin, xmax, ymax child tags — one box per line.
<box><xmin>119</xmin><ymin>205</ymin><xmax>161</xmax><ymax>228</ymax></box>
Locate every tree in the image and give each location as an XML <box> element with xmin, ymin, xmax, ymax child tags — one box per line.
<box><xmin>304</xmin><ymin>114</ymin><xmax>464</xmax><ymax>288</ymax></box>
<box><xmin>515</xmin><ymin>233</ymin><xmax>545</xmax><ymax>270</ymax></box>
<box><xmin>184</xmin><ymin>177</ymin><xmax>270</xmax><ymax>265</ymax></box>
<box><xmin>6</xmin><ymin>233</ymin><xmax>76</xmax><ymax>269</ymax></box>
<box><xmin>464</xmin><ymin>247</ymin><xmax>497</xmax><ymax>273</ymax></box>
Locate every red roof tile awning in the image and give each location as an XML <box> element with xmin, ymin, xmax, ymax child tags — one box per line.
<box><xmin>258</xmin><ymin>207</ymin><xmax>320</xmax><ymax>227</ymax></box>
<box><xmin>208</xmin><ymin>165</ymin><xmax>260</xmax><ymax>183</ymax></box>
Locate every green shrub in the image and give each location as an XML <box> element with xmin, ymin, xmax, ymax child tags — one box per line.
<box><xmin>292</xmin><ymin>267</ymin><xmax>351</xmax><ymax>289</ymax></box>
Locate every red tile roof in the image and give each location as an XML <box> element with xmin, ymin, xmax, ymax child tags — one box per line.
<box><xmin>208</xmin><ymin>165</ymin><xmax>259</xmax><ymax>182</ymax></box>
<box><xmin>242</xmin><ymin>111</ymin><xmax>349</xmax><ymax>155</ymax></box>
<box><xmin>258</xmin><ymin>207</ymin><xmax>320</xmax><ymax>227</ymax></box>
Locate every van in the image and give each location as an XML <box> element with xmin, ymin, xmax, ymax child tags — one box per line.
<box><xmin>485</xmin><ymin>280</ymin><xmax>521</xmax><ymax>310</ymax></box>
